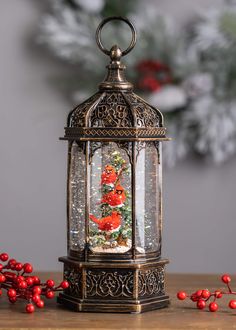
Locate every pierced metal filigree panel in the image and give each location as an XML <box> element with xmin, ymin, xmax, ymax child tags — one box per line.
<box><xmin>64</xmin><ymin>265</ymin><xmax>82</xmax><ymax>298</ymax></box>
<box><xmin>68</xmin><ymin>91</ymin><xmax>163</xmax><ymax>130</ymax></box>
<box><xmin>86</xmin><ymin>269</ymin><xmax>134</xmax><ymax>299</ymax></box>
<box><xmin>90</xmin><ymin>93</ymin><xmax>133</xmax><ymax>128</ymax></box>
<box><xmin>70</xmin><ymin>93</ymin><xmax>101</xmax><ymax>127</ymax></box>
<box><xmin>138</xmin><ymin>267</ymin><xmax>165</xmax><ymax>297</ymax></box>
<box><xmin>124</xmin><ymin>93</ymin><xmax>161</xmax><ymax>127</ymax></box>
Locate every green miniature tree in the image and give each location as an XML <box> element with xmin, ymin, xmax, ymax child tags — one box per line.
<box><xmin>90</xmin><ymin>150</ymin><xmax>132</xmax><ymax>249</ymax></box>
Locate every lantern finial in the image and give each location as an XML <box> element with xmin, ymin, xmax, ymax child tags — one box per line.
<box><xmin>96</xmin><ymin>16</ymin><xmax>136</xmax><ymax>91</ymax></box>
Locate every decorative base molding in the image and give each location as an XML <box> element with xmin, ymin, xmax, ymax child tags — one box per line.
<box><xmin>58</xmin><ymin>257</ymin><xmax>170</xmax><ymax>313</ymax></box>
<box><xmin>58</xmin><ymin>293</ymin><xmax>170</xmax><ymax>313</ymax></box>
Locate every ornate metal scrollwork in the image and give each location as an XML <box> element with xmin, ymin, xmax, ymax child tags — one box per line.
<box><xmin>116</xmin><ymin>141</ymin><xmax>133</xmax><ymax>164</ymax></box>
<box><xmin>124</xmin><ymin>93</ymin><xmax>161</xmax><ymax>127</ymax></box>
<box><xmin>90</xmin><ymin>93</ymin><xmax>133</xmax><ymax>128</ymax></box>
<box><xmin>135</xmin><ymin>141</ymin><xmax>161</xmax><ymax>164</ymax></box>
<box><xmin>89</xmin><ymin>141</ymin><xmax>132</xmax><ymax>164</ymax></box>
<box><xmin>138</xmin><ymin>267</ymin><xmax>165</xmax><ymax>297</ymax></box>
<box><xmin>68</xmin><ymin>91</ymin><xmax>164</xmax><ymax>131</ymax></box>
<box><xmin>86</xmin><ymin>270</ymin><xmax>134</xmax><ymax>298</ymax></box>
<box><xmin>64</xmin><ymin>265</ymin><xmax>82</xmax><ymax>298</ymax></box>
<box><xmin>69</xmin><ymin>93</ymin><xmax>101</xmax><ymax>127</ymax></box>
<box><xmin>135</xmin><ymin>141</ymin><xmax>146</xmax><ymax>161</ymax></box>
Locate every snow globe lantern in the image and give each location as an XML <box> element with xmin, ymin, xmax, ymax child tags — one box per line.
<box><xmin>59</xmin><ymin>17</ymin><xmax>170</xmax><ymax>313</ymax></box>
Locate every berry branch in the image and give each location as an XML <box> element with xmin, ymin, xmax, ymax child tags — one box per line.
<box><xmin>177</xmin><ymin>274</ymin><xmax>236</xmax><ymax>312</ymax></box>
<box><xmin>0</xmin><ymin>252</ymin><xmax>69</xmax><ymax>313</ymax></box>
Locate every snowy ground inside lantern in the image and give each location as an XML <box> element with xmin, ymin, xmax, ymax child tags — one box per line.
<box><xmin>91</xmin><ymin>239</ymin><xmax>132</xmax><ymax>253</ymax></box>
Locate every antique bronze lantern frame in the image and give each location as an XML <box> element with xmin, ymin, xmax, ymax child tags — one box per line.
<box><xmin>58</xmin><ymin>17</ymin><xmax>170</xmax><ymax>313</ymax></box>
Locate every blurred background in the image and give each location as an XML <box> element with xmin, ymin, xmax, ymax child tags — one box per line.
<box><xmin>1</xmin><ymin>0</ymin><xmax>236</xmax><ymax>273</ymax></box>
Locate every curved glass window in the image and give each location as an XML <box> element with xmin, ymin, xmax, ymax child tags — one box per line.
<box><xmin>89</xmin><ymin>142</ymin><xmax>132</xmax><ymax>253</ymax></box>
<box><xmin>135</xmin><ymin>142</ymin><xmax>161</xmax><ymax>253</ymax></box>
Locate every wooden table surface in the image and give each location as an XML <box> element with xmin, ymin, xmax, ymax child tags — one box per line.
<box><xmin>0</xmin><ymin>272</ymin><xmax>235</xmax><ymax>330</ymax></box>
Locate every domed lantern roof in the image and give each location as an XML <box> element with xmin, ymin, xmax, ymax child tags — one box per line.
<box><xmin>63</xmin><ymin>17</ymin><xmax>169</xmax><ymax>142</ymax></box>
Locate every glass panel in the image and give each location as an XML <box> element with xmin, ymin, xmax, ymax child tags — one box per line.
<box><xmin>136</xmin><ymin>142</ymin><xmax>160</xmax><ymax>253</ymax></box>
<box><xmin>89</xmin><ymin>142</ymin><xmax>132</xmax><ymax>253</ymax></box>
<box><xmin>68</xmin><ymin>141</ymin><xmax>86</xmax><ymax>251</ymax></box>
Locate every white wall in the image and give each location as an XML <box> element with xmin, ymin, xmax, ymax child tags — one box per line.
<box><xmin>0</xmin><ymin>0</ymin><xmax>67</xmax><ymax>270</ymax></box>
<box><xmin>0</xmin><ymin>0</ymin><xmax>235</xmax><ymax>273</ymax></box>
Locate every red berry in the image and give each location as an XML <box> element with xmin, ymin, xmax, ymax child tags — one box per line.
<box><xmin>177</xmin><ymin>291</ymin><xmax>187</xmax><ymax>300</ymax></box>
<box><xmin>0</xmin><ymin>264</ymin><xmax>3</xmax><ymax>271</ymax></box>
<box><xmin>32</xmin><ymin>294</ymin><xmax>40</xmax><ymax>303</ymax></box>
<box><xmin>215</xmin><ymin>290</ymin><xmax>223</xmax><ymax>299</ymax></box>
<box><xmin>32</xmin><ymin>276</ymin><xmax>40</xmax><ymax>285</ymax></box>
<box><xmin>46</xmin><ymin>279</ymin><xmax>55</xmax><ymax>288</ymax></box>
<box><xmin>60</xmin><ymin>281</ymin><xmax>69</xmax><ymax>289</ymax></box>
<box><xmin>209</xmin><ymin>302</ymin><xmax>218</xmax><ymax>312</ymax></box>
<box><xmin>229</xmin><ymin>300</ymin><xmax>236</xmax><ymax>309</ymax></box>
<box><xmin>0</xmin><ymin>274</ymin><xmax>6</xmax><ymax>283</ymax></box>
<box><xmin>0</xmin><ymin>253</ymin><xmax>9</xmax><ymax>262</ymax></box>
<box><xmin>195</xmin><ymin>290</ymin><xmax>203</xmax><ymax>298</ymax></box>
<box><xmin>36</xmin><ymin>299</ymin><xmax>44</xmax><ymax>308</ymax></box>
<box><xmin>26</xmin><ymin>277</ymin><xmax>34</xmax><ymax>286</ymax></box>
<box><xmin>12</xmin><ymin>274</ymin><xmax>17</xmax><ymax>281</ymax></box>
<box><xmin>26</xmin><ymin>303</ymin><xmax>35</xmax><ymax>313</ymax></box>
<box><xmin>221</xmin><ymin>274</ymin><xmax>231</xmax><ymax>284</ymax></box>
<box><xmin>197</xmin><ymin>299</ymin><xmax>206</xmax><ymax>310</ymax></box>
<box><xmin>18</xmin><ymin>281</ymin><xmax>28</xmax><ymax>289</ymax></box>
<box><xmin>15</xmin><ymin>275</ymin><xmax>25</xmax><ymax>284</ymax></box>
<box><xmin>201</xmin><ymin>289</ymin><xmax>210</xmax><ymax>299</ymax></box>
<box><xmin>15</xmin><ymin>263</ymin><xmax>23</xmax><ymax>272</ymax></box>
<box><xmin>9</xmin><ymin>259</ymin><xmax>16</xmax><ymax>270</ymax></box>
<box><xmin>0</xmin><ymin>289</ymin><xmax>2</xmax><ymax>296</ymax></box>
<box><xmin>5</xmin><ymin>272</ymin><xmax>17</xmax><ymax>281</ymax></box>
<box><xmin>9</xmin><ymin>260</ymin><xmax>17</xmax><ymax>270</ymax></box>
<box><xmin>190</xmin><ymin>294</ymin><xmax>198</xmax><ymax>302</ymax></box>
<box><xmin>7</xmin><ymin>289</ymin><xmax>16</xmax><ymax>298</ymax></box>
<box><xmin>33</xmin><ymin>286</ymin><xmax>42</xmax><ymax>295</ymax></box>
<box><xmin>9</xmin><ymin>296</ymin><xmax>17</xmax><ymax>304</ymax></box>
<box><xmin>45</xmin><ymin>290</ymin><xmax>54</xmax><ymax>299</ymax></box>
<box><xmin>23</xmin><ymin>263</ymin><xmax>33</xmax><ymax>274</ymax></box>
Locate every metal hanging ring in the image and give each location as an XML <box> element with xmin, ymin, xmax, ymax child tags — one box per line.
<box><xmin>96</xmin><ymin>16</ymin><xmax>137</xmax><ymax>57</ymax></box>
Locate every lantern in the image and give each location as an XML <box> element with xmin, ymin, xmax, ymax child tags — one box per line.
<box><xmin>58</xmin><ymin>17</ymin><xmax>170</xmax><ymax>313</ymax></box>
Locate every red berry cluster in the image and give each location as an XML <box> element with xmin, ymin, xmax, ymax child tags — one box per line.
<box><xmin>177</xmin><ymin>274</ymin><xmax>236</xmax><ymax>312</ymax></box>
<box><xmin>136</xmin><ymin>59</ymin><xmax>172</xmax><ymax>92</ymax></box>
<box><xmin>0</xmin><ymin>252</ymin><xmax>69</xmax><ymax>313</ymax></box>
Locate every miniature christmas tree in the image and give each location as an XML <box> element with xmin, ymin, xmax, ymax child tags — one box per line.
<box><xmin>89</xmin><ymin>150</ymin><xmax>132</xmax><ymax>251</ymax></box>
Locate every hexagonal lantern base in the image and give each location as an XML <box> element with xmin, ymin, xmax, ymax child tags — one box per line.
<box><xmin>58</xmin><ymin>257</ymin><xmax>170</xmax><ymax>313</ymax></box>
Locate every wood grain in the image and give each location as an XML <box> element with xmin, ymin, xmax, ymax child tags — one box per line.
<box><xmin>0</xmin><ymin>272</ymin><xmax>235</xmax><ymax>330</ymax></box>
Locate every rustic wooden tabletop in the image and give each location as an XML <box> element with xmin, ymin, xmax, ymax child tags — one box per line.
<box><xmin>0</xmin><ymin>272</ymin><xmax>235</xmax><ymax>330</ymax></box>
